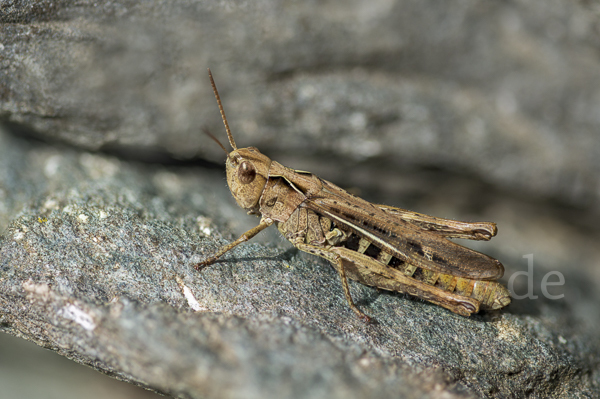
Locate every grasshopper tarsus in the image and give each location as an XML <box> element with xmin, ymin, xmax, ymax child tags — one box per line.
<box><xmin>196</xmin><ymin>70</ymin><xmax>511</xmax><ymax>320</ymax></box>
<box><xmin>194</xmin><ymin>260</ymin><xmax>211</xmax><ymax>271</ymax></box>
<box><xmin>348</xmin><ymin>303</ymin><xmax>372</xmax><ymax>323</ymax></box>
<box><xmin>358</xmin><ymin>312</ymin><xmax>374</xmax><ymax>324</ymax></box>
<box><xmin>194</xmin><ymin>254</ymin><xmax>221</xmax><ymax>270</ymax></box>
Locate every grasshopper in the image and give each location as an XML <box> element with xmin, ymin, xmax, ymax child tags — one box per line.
<box><xmin>196</xmin><ymin>69</ymin><xmax>511</xmax><ymax>321</ymax></box>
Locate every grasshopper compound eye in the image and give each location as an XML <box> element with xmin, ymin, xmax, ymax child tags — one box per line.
<box><xmin>238</xmin><ymin>161</ymin><xmax>256</xmax><ymax>184</ymax></box>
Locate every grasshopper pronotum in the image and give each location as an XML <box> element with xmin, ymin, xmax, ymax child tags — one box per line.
<box><xmin>196</xmin><ymin>69</ymin><xmax>510</xmax><ymax>321</ymax></box>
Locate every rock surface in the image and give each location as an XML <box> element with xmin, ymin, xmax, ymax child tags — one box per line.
<box><xmin>1</xmin><ymin>126</ymin><xmax>599</xmax><ymax>398</ymax></box>
<box><xmin>1</xmin><ymin>1</ymin><xmax>600</xmax><ymax>398</ymax></box>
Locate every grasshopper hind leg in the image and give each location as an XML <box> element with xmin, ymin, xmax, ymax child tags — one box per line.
<box><xmin>294</xmin><ymin>240</ymin><xmax>372</xmax><ymax>323</ymax></box>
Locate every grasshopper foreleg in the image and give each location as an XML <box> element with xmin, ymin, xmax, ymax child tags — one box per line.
<box><xmin>294</xmin><ymin>241</ymin><xmax>372</xmax><ymax>323</ymax></box>
<box><xmin>196</xmin><ymin>217</ymin><xmax>273</xmax><ymax>270</ymax></box>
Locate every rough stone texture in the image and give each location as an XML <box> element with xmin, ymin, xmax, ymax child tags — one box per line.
<box><xmin>1</xmin><ymin>1</ymin><xmax>600</xmax><ymax>398</ymax></box>
<box><xmin>0</xmin><ymin>329</ymin><xmax>159</xmax><ymax>399</ymax></box>
<box><xmin>1</xmin><ymin>125</ymin><xmax>600</xmax><ymax>398</ymax></box>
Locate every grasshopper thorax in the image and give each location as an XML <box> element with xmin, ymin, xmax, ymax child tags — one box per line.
<box><xmin>226</xmin><ymin>147</ymin><xmax>272</xmax><ymax>211</ymax></box>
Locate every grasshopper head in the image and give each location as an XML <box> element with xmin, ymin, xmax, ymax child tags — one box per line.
<box><xmin>207</xmin><ymin>69</ymin><xmax>272</xmax><ymax>212</ymax></box>
<box><xmin>226</xmin><ymin>147</ymin><xmax>271</xmax><ymax>211</ymax></box>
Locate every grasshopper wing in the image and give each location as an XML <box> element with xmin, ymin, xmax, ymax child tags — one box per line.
<box><xmin>376</xmin><ymin>204</ymin><xmax>497</xmax><ymax>241</ymax></box>
<box><xmin>306</xmin><ymin>179</ymin><xmax>504</xmax><ymax>280</ymax></box>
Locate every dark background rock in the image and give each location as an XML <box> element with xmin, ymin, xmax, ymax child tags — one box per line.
<box><xmin>1</xmin><ymin>0</ymin><xmax>600</xmax><ymax>208</ymax></box>
<box><xmin>1</xmin><ymin>1</ymin><xmax>600</xmax><ymax>398</ymax></box>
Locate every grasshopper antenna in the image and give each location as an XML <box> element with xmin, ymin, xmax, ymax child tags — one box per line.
<box><xmin>203</xmin><ymin>127</ymin><xmax>229</xmax><ymax>155</ymax></box>
<box><xmin>208</xmin><ymin>68</ymin><xmax>237</xmax><ymax>150</ymax></box>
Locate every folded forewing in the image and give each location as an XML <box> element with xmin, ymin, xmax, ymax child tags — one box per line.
<box><xmin>376</xmin><ymin>205</ymin><xmax>497</xmax><ymax>241</ymax></box>
<box><xmin>305</xmin><ymin>179</ymin><xmax>504</xmax><ymax>280</ymax></box>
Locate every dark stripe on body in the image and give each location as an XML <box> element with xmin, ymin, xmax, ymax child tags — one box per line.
<box><xmin>341</xmin><ymin>233</ymin><xmax>461</xmax><ymax>293</ymax></box>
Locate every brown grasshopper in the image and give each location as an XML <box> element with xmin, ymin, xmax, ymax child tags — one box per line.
<box><xmin>196</xmin><ymin>69</ymin><xmax>511</xmax><ymax>321</ymax></box>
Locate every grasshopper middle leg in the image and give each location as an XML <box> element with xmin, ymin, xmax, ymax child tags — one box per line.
<box><xmin>294</xmin><ymin>240</ymin><xmax>371</xmax><ymax>323</ymax></box>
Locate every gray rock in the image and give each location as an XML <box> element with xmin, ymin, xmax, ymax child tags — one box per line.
<box><xmin>1</xmin><ymin>0</ymin><xmax>600</xmax><ymax>207</ymax></box>
<box><xmin>1</xmin><ymin>123</ymin><xmax>599</xmax><ymax>398</ymax></box>
<box><xmin>1</xmin><ymin>1</ymin><xmax>600</xmax><ymax>398</ymax></box>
